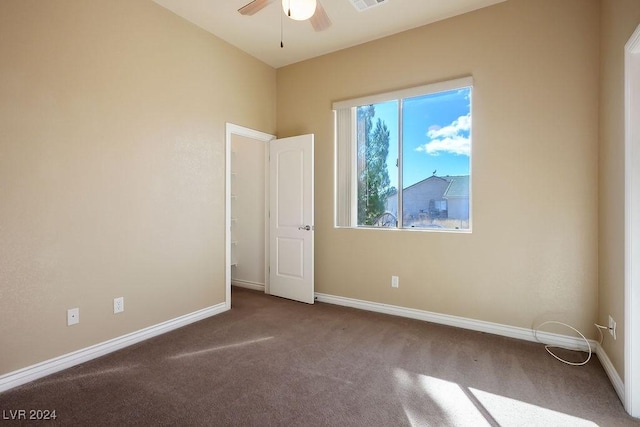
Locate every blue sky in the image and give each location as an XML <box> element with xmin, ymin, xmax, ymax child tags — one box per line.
<box><xmin>372</xmin><ymin>88</ymin><xmax>471</xmax><ymax>189</ymax></box>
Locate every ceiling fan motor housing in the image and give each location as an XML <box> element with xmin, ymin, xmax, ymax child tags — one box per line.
<box><xmin>282</xmin><ymin>0</ymin><xmax>317</xmax><ymax>20</ymax></box>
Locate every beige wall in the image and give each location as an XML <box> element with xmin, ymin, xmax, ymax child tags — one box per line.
<box><xmin>277</xmin><ymin>0</ymin><xmax>600</xmax><ymax>334</ymax></box>
<box><xmin>0</xmin><ymin>0</ymin><xmax>276</xmax><ymax>374</ymax></box>
<box><xmin>3</xmin><ymin>0</ymin><xmax>635</xmax><ymax>387</ymax></box>
<box><xmin>599</xmin><ymin>0</ymin><xmax>640</xmax><ymax>379</ymax></box>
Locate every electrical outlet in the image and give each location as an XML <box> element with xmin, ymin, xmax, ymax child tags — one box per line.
<box><xmin>391</xmin><ymin>276</ymin><xmax>399</xmax><ymax>288</ymax></box>
<box><xmin>114</xmin><ymin>297</ymin><xmax>124</xmax><ymax>314</ymax></box>
<box><xmin>609</xmin><ymin>315</ymin><xmax>617</xmax><ymax>340</ymax></box>
<box><xmin>67</xmin><ymin>308</ymin><xmax>79</xmax><ymax>326</ymax></box>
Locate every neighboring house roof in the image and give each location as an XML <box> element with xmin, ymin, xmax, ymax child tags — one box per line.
<box><xmin>443</xmin><ymin>175</ymin><xmax>469</xmax><ymax>199</ymax></box>
<box><xmin>404</xmin><ymin>175</ymin><xmax>449</xmax><ymax>192</ymax></box>
<box><xmin>385</xmin><ymin>175</ymin><xmax>469</xmax><ymax>206</ymax></box>
<box><xmin>390</xmin><ymin>175</ymin><xmax>469</xmax><ymax>197</ymax></box>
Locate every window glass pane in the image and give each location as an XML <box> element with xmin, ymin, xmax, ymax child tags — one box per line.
<box><xmin>401</xmin><ymin>88</ymin><xmax>471</xmax><ymax>230</ymax></box>
<box><xmin>356</xmin><ymin>101</ymin><xmax>398</xmax><ymax>227</ymax></box>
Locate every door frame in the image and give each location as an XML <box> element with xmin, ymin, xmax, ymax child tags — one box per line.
<box><xmin>225</xmin><ymin>123</ymin><xmax>275</xmax><ymax>309</ymax></box>
<box><xmin>624</xmin><ymin>25</ymin><xmax>640</xmax><ymax>417</ymax></box>
<box><xmin>625</xmin><ymin>24</ymin><xmax>640</xmax><ymax>417</ymax></box>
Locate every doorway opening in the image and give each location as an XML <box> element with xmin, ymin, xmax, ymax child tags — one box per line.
<box><xmin>225</xmin><ymin>123</ymin><xmax>275</xmax><ymax>309</ymax></box>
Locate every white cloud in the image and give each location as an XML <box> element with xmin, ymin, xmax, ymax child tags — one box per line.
<box><xmin>416</xmin><ymin>137</ymin><xmax>470</xmax><ymax>156</ymax></box>
<box><xmin>427</xmin><ymin>114</ymin><xmax>470</xmax><ymax>139</ymax></box>
<box><xmin>416</xmin><ymin>113</ymin><xmax>471</xmax><ymax>156</ymax></box>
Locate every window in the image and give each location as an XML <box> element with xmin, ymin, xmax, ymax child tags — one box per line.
<box><xmin>334</xmin><ymin>77</ymin><xmax>472</xmax><ymax>231</ymax></box>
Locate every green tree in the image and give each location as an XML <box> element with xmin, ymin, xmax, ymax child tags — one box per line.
<box><xmin>357</xmin><ymin>105</ymin><xmax>392</xmax><ymax>225</ymax></box>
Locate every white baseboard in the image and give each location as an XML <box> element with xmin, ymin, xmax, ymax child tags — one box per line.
<box><xmin>232</xmin><ymin>279</ymin><xmax>265</xmax><ymax>292</ymax></box>
<box><xmin>595</xmin><ymin>343</ymin><xmax>625</xmax><ymax>403</ymax></box>
<box><xmin>315</xmin><ymin>292</ymin><xmax>597</xmax><ymax>352</ymax></box>
<box><xmin>315</xmin><ymin>292</ymin><xmax>630</xmax><ymax>398</ymax></box>
<box><xmin>0</xmin><ymin>302</ymin><xmax>228</xmax><ymax>393</ymax></box>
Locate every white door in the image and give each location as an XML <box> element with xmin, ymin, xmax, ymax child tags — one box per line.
<box><xmin>269</xmin><ymin>134</ymin><xmax>314</xmax><ymax>304</ymax></box>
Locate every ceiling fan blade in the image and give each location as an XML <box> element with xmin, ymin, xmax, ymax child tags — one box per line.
<box><xmin>310</xmin><ymin>0</ymin><xmax>331</xmax><ymax>32</ymax></box>
<box><xmin>238</xmin><ymin>0</ymin><xmax>275</xmax><ymax>16</ymax></box>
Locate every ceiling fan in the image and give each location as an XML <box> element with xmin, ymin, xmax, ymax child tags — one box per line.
<box><xmin>238</xmin><ymin>0</ymin><xmax>332</xmax><ymax>32</ymax></box>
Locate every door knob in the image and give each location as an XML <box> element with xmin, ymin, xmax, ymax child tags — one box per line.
<box><xmin>298</xmin><ymin>225</ymin><xmax>311</xmax><ymax>231</ymax></box>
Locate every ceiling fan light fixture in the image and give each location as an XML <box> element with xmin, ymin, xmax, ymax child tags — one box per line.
<box><xmin>282</xmin><ymin>0</ymin><xmax>317</xmax><ymax>21</ymax></box>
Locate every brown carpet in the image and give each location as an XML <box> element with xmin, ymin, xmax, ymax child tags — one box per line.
<box><xmin>1</xmin><ymin>287</ymin><xmax>638</xmax><ymax>426</ymax></box>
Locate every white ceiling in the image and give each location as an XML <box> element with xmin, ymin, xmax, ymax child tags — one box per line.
<box><xmin>152</xmin><ymin>0</ymin><xmax>506</xmax><ymax>68</ymax></box>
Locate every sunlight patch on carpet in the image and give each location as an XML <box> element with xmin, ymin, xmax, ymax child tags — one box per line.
<box><xmin>468</xmin><ymin>387</ymin><xmax>599</xmax><ymax>427</ymax></box>
<box><xmin>168</xmin><ymin>337</ymin><xmax>274</xmax><ymax>359</ymax></box>
<box><xmin>394</xmin><ymin>368</ymin><xmax>491</xmax><ymax>426</ymax></box>
<box><xmin>31</xmin><ymin>365</ymin><xmax>142</xmax><ymax>387</ymax></box>
<box><xmin>394</xmin><ymin>369</ymin><xmax>598</xmax><ymax>427</ymax></box>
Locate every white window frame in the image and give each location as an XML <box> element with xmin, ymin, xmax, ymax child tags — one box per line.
<box><xmin>333</xmin><ymin>76</ymin><xmax>473</xmax><ymax>231</ymax></box>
